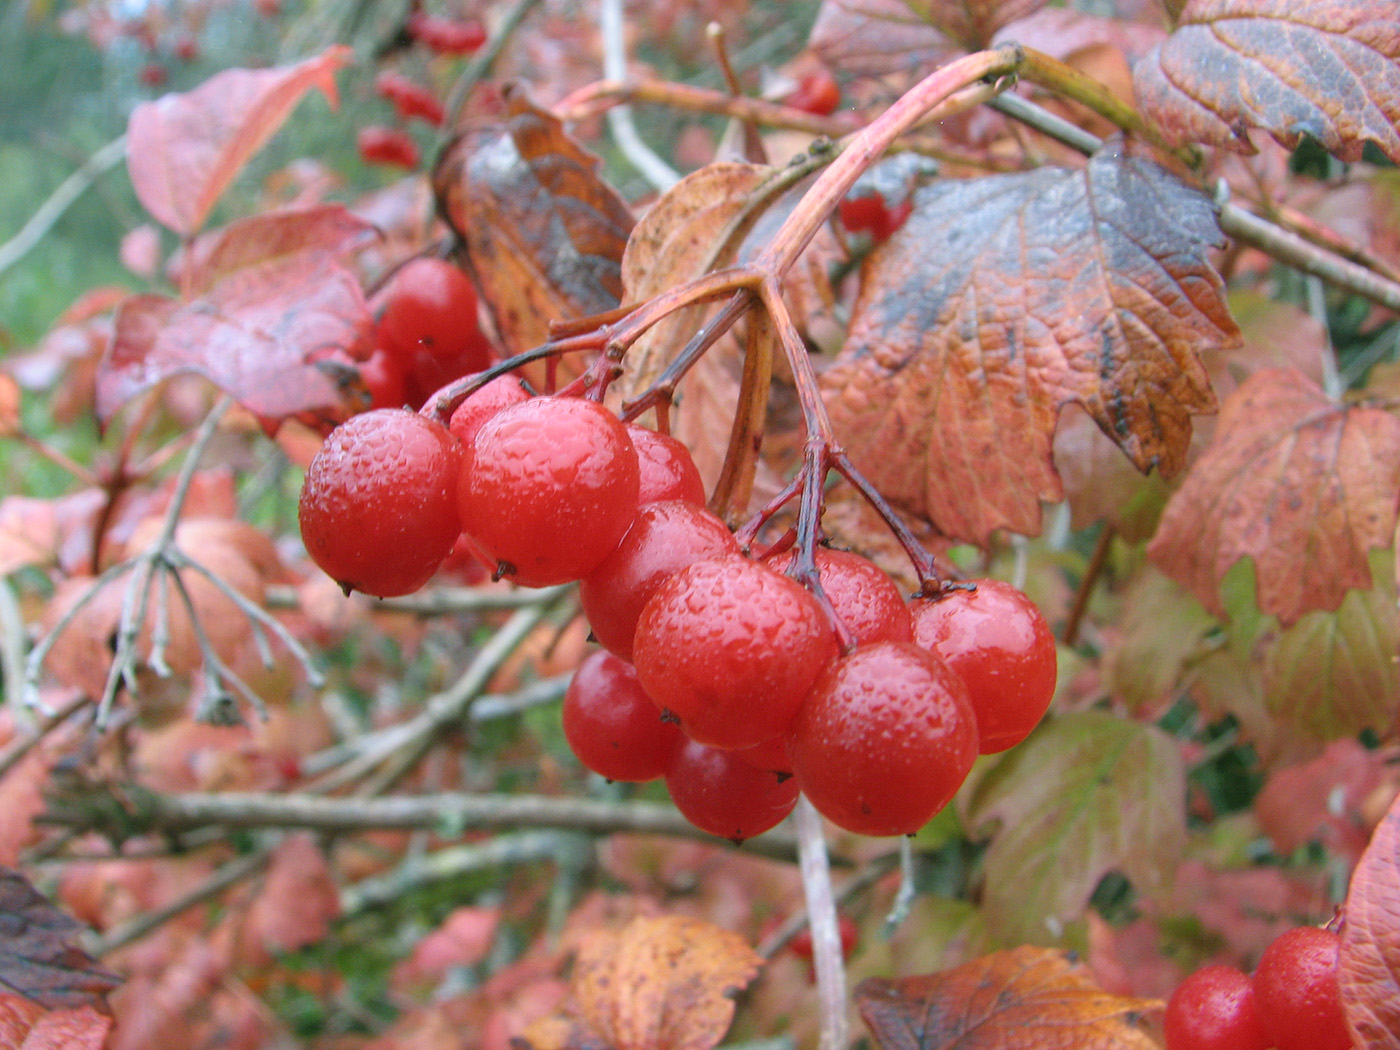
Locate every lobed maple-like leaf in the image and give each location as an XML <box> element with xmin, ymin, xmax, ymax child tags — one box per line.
<box><xmin>0</xmin><ymin>869</ymin><xmax>120</xmax><ymax>1011</ymax></box>
<box><xmin>811</xmin><ymin>0</ymin><xmax>1045</xmax><ymax>76</ymax></box>
<box><xmin>433</xmin><ymin>87</ymin><xmax>635</xmax><ymax>360</ymax></box>
<box><xmin>822</xmin><ymin>144</ymin><xmax>1234</xmax><ymax>545</ymax></box>
<box><xmin>127</xmin><ymin>46</ymin><xmax>351</xmax><ymax>236</ymax></box>
<box><xmin>962</xmin><ymin>712</ymin><xmax>1186</xmax><ymax>944</ymax></box>
<box><xmin>1147</xmin><ymin>368</ymin><xmax>1400</xmax><ymax>625</ymax></box>
<box><xmin>1134</xmin><ymin>0</ymin><xmax>1400</xmax><ymax>163</ymax></box>
<box><xmin>856</xmin><ymin>946</ymin><xmax>1161</xmax><ymax>1050</ymax></box>
<box><xmin>97</xmin><ymin>258</ymin><xmax>372</xmax><ymax>424</ymax></box>
<box><xmin>1341</xmin><ymin>789</ymin><xmax>1400</xmax><ymax>1050</ymax></box>
<box><xmin>573</xmin><ymin>914</ymin><xmax>762</xmax><ymax>1050</ymax></box>
<box><xmin>1103</xmin><ymin>567</ymin><xmax>1215</xmax><ymax>713</ymax></box>
<box><xmin>1255</xmin><ymin>739</ymin><xmax>1395</xmax><ymax>862</ymax></box>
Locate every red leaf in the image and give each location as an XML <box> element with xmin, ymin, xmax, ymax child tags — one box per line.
<box><xmin>1256</xmin><ymin>739</ymin><xmax>1394</xmax><ymax>862</ymax></box>
<box><xmin>19</xmin><ymin>1005</ymin><xmax>113</xmax><ymax>1050</ymax></box>
<box><xmin>1134</xmin><ymin>0</ymin><xmax>1400</xmax><ymax>163</ymax></box>
<box><xmin>97</xmin><ymin>258</ymin><xmax>372</xmax><ymax>424</ymax></box>
<box><xmin>242</xmin><ymin>833</ymin><xmax>340</xmax><ymax>957</ymax></box>
<box><xmin>0</xmin><ymin>869</ymin><xmax>120</xmax><ymax>1011</ymax></box>
<box><xmin>822</xmin><ymin>144</ymin><xmax>1234</xmax><ymax>544</ymax></box>
<box><xmin>1341</xmin><ymin>791</ymin><xmax>1400</xmax><ymax>1050</ymax></box>
<box><xmin>811</xmin><ymin>0</ymin><xmax>1045</xmax><ymax>76</ymax></box>
<box><xmin>1147</xmin><ymin>368</ymin><xmax>1400</xmax><ymax>625</ymax></box>
<box><xmin>127</xmin><ymin>46</ymin><xmax>351</xmax><ymax>236</ymax></box>
<box><xmin>856</xmin><ymin>946</ymin><xmax>1160</xmax><ymax>1050</ymax></box>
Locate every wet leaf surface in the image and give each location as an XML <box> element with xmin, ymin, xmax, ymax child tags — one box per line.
<box><xmin>1341</xmin><ymin>788</ymin><xmax>1400</xmax><ymax>1050</ymax></box>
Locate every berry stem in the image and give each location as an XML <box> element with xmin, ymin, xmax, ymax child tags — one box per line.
<box><xmin>794</xmin><ymin>794</ymin><xmax>849</xmax><ymax>1050</ymax></box>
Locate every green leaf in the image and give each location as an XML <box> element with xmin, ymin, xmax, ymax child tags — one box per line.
<box><xmin>1104</xmin><ymin>568</ymin><xmax>1216</xmax><ymax>713</ymax></box>
<box><xmin>963</xmin><ymin>712</ymin><xmax>1186</xmax><ymax>945</ymax></box>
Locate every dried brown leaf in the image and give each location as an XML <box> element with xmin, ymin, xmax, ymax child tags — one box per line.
<box><xmin>1341</xmin><ymin>789</ymin><xmax>1400</xmax><ymax>1050</ymax></box>
<box><xmin>823</xmin><ymin>145</ymin><xmax>1234</xmax><ymax>544</ymax></box>
<box><xmin>433</xmin><ymin>88</ymin><xmax>634</xmax><ymax>359</ymax></box>
<box><xmin>1134</xmin><ymin>0</ymin><xmax>1400</xmax><ymax>163</ymax></box>
<box><xmin>0</xmin><ymin>869</ymin><xmax>120</xmax><ymax>1011</ymax></box>
<box><xmin>574</xmin><ymin>914</ymin><xmax>762</xmax><ymax>1050</ymax></box>
<box><xmin>1147</xmin><ymin>368</ymin><xmax>1400</xmax><ymax>625</ymax></box>
<box><xmin>127</xmin><ymin>47</ymin><xmax>351</xmax><ymax>236</ymax></box>
<box><xmin>857</xmin><ymin>946</ymin><xmax>1161</xmax><ymax>1050</ymax></box>
<box><xmin>811</xmin><ymin>0</ymin><xmax>1045</xmax><ymax>76</ymax></box>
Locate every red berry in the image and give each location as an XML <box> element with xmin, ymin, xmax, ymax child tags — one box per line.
<box><xmin>789</xmin><ymin>914</ymin><xmax>860</xmax><ymax>961</ymax></box>
<box><xmin>838</xmin><ymin>194</ymin><xmax>912</xmax><ymax>242</ymax></box>
<box><xmin>378</xmin><ymin>258</ymin><xmax>482</xmax><ymax>365</ymax></box>
<box><xmin>374</xmin><ymin>71</ymin><xmax>445</xmax><ymax>126</ymax></box>
<box><xmin>909</xmin><ymin>579</ymin><xmax>1056</xmax><ymax>754</ymax></box>
<box><xmin>788</xmin><ymin>642</ymin><xmax>978</xmax><ymax>836</ymax></box>
<box><xmin>785</xmin><ymin>68</ymin><xmax>840</xmax><ymax>116</ymax></box>
<box><xmin>407</xmin><ymin>13</ymin><xmax>486</xmax><ymax>55</ymax></box>
<box><xmin>633</xmin><ymin>557</ymin><xmax>837</xmax><ymax>751</ymax></box>
<box><xmin>580</xmin><ymin>501</ymin><xmax>738</xmax><ymax>661</ymax></box>
<box><xmin>562</xmin><ymin>651</ymin><xmax>684</xmax><ymax>782</ymax></box>
<box><xmin>1253</xmin><ymin>927</ymin><xmax>1351</xmax><ymax>1050</ymax></box>
<box><xmin>1164</xmin><ymin>966</ymin><xmax>1270</xmax><ymax>1050</ymax></box>
<box><xmin>448</xmin><ymin>374</ymin><xmax>532</xmax><ymax>446</ymax></box>
<box><xmin>358</xmin><ymin>125</ymin><xmax>420</xmax><ymax>168</ymax></box>
<box><xmin>665</xmin><ymin>739</ymin><xmax>799</xmax><ymax>843</ymax></box>
<box><xmin>173</xmin><ymin>36</ymin><xmax>200</xmax><ymax>62</ymax></box>
<box><xmin>298</xmin><ymin>409</ymin><xmax>462</xmax><ymax>598</ymax></box>
<box><xmin>138</xmin><ymin>62</ymin><xmax>168</xmax><ymax>87</ymax></box>
<box><xmin>628</xmin><ymin>425</ymin><xmax>706</xmax><ymax>506</ymax></box>
<box><xmin>732</xmin><ymin>734</ymin><xmax>793</xmax><ymax>778</ymax></box>
<box><xmin>360</xmin><ymin>347</ymin><xmax>409</xmax><ymax>410</ymax></box>
<box><xmin>773</xmin><ymin>547</ymin><xmax>912</xmax><ymax>646</ymax></box>
<box><xmin>457</xmin><ymin>396</ymin><xmax>640</xmax><ymax>587</ymax></box>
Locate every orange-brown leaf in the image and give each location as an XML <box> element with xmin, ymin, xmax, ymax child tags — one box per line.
<box><xmin>18</xmin><ymin>1005</ymin><xmax>113</xmax><ymax>1050</ymax></box>
<box><xmin>1147</xmin><ymin>368</ymin><xmax>1400</xmax><ymax>625</ymax></box>
<box><xmin>0</xmin><ymin>869</ymin><xmax>120</xmax><ymax>1011</ymax></box>
<box><xmin>1134</xmin><ymin>0</ymin><xmax>1400</xmax><ymax>163</ymax></box>
<box><xmin>823</xmin><ymin>145</ymin><xmax>1234</xmax><ymax>544</ymax></box>
<box><xmin>1342</xmin><ymin>788</ymin><xmax>1400</xmax><ymax>1050</ymax></box>
<box><xmin>127</xmin><ymin>46</ymin><xmax>351</xmax><ymax>236</ymax></box>
<box><xmin>243</xmin><ymin>833</ymin><xmax>340</xmax><ymax>957</ymax></box>
<box><xmin>433</xmin><ymin>88</ymin><xmax>634</xmax><ymax>359</ymax></box>
<box><xmin>574</xmin><ymin>914</ymin><xmax>762</xmax><ymax>1050</ymax></box>
<box><xmin>856</xmin><ymin>946</ymin><xmax>1161</xmax><ymax>1050</ymax></box>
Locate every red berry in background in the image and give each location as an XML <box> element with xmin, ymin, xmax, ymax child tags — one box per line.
<box><xmin>1164</xmin><ymin>966</ymin><xmax>1270</xmax><ymax>1050</ymax></box>
<box><xmin>360</xmin><ymin>347</ymin><xmax>409</xmax><ymax>410</ymax></box>
<box><xmin>789</xmin><ymin>914</ymin><xmax>860</xmax><ymax>961</ymax></box>
<box><xmin>665</xmin><ymin>739</ymin><xmax>799</xmax><ymax>843</ymax></box>
<box><xmin>298</xmin><ymin>409</ymin><xmax>462</xmax><ymax>598</ymax></box>
<box><xmin>772</xmin><ymin>547</ymin><xmax>912</xmax><ymax>646</ymax></box>
<box><xmin>1253</xmin><ymin>927</ymin><xmax>1351</xmax><ymax>1050</ymax></box>
<box><xmin>458</xmin><ymin>396</ymin><xmax>640</xmax><ymax>587</ymax></box>
<box><xmin>838</xmin><ymin>193</ymin><xmax>913</xmax><ymax>243</ymax></box>
<box><xmin>788</xmin><ymin>642</ymin><xmax>978</xmax><ymax>837</ymax></box>
<box><xmin>378</xmin><ymin>258</ymin><xmax>482</xmax><ymax>364</ymax></box>
<box><xmin>138</xmin><ymin>62</ymin><xmax>168</xmax><ymax>87</ymax></box>
<box><xmin>374</xmin><ymin>71</ymin><xmax>446</xmax><ymax>126</ymax></box>
<box><xmin>910</xmin><ymin>579</ymin><xmax>1056</xmax><ymax>754</ymax></box>
<box><xmin>173</xmin><ymin>36</ymin><xmax>200</xmax><ymax>63</ymax></box>
<box><xmin>628</xmin><ymin>425</ymin><xmax>706</xmax><ymax>506</ymax></box>
<box><xmin>407</xmin><ymin>12</ymin><xmax>486</xmax><ymax>55</ymax></box>
<box><xmin>580</xmin><ymin>501</ymin><xmax>738</xmax><ymax>661</ymax></box>
<box><xmin>633</xmin><ymin>557</ymin><xmax>837</xmax><ymax>751</ymax></box>
<box><xmin>448</xmin><ymin>374</ymin><xmax>532</xmax><ymax>446</ymax></box>
<box><xmin>358</xmin><ymin>125</ymin><xmax>420</xmax><ymax>168</ymax></box>
<box><xmin>785</xmin><ymin>68</ymin><xmax>840</xmax><ymax>116</ymax></box>
<box><xmin>562</xmin><ymin>651</ymin><xmax>684</xmax><ymax>782</ymax></box>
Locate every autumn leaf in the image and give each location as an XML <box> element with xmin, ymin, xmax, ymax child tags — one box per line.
<box><xmin>1255</xmin><ymin>739</ymin><xmax>1395</xmax><ymax>862</ymax></box>
<box><xmin>1341</xmin><ymin>789</ymin><xmax>1400</xmax><ymax>1050</ymax></box>
<box><xmin>823</xmin><ymin>144</ymin><xmax>1234</xmax><ymax>544</ymax></box>
<box><xmin>97</xmin><ymin>257</ymin><xmax>372</xmax><ymax>424</ymax></box>
<box><xmin>15</xmin><ymin>1004</ymin><xmax>113</xmax><ymax>1050</ymax></box>
<box><xmin>0</xmin><ymin>868</ymin><xmax>120</xmax><ymax>1011</ymax></box>
<box><xmin>1103</xmin><ymin>567</ymin><xmax>1216</xmax><ymax>713</ymax></box>
<box><xmin>1147</xmin><ymin>368</ymin><xmax>1400</xmax><ymax>625</ymax></box>
<box><xmin>242</xmin><ymin>833</ymin><xmax>340</xmax><ymax>957</ymax></box>
<box><xmin>1134</xmin><ymin>0</ymin><xmax>1400</xmax><ymax>164</ymax></box>
<box><xmin>856</xmin><ymin>946</ymin><xmax>1161</xmax><ymax>1050</ymax></box>
<box><xmin>127</xmin><ymin>46</ymin><xmax>352</xmax><ymax>236</ymax></box>
<box><xmin>573</xmin><ymin>914</ymin><xmax>762</xmax><ymax>1050</ymax></box>
<box><xmin>810</xmin><ymin>0</ymin><xmax>1045</xmax><ymax>76</ymax></box>
<box><xmin>433</xmin><ymin>87</ymin><xmax>635</xmax><ymax>359</ymax></box>
<box><xmin>962</xmin><ymin>712</ymin><xmax>1187</xmax><ymax>944</ymax></box>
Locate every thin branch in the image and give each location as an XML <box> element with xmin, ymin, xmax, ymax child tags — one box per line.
<box><xmin>0</xmin><ymin>135</ymin><xmax>127</xmax><ymax>278</ymax></box>
<box><xmin>600</xmin><ymin>0</ymin><xmax>680</xmax><ymax>191</ymax></box>
<box><xmin>441</xmin><ymin>0</ymin><xmax>542</xmax><ymax>132</ymax></box>
<box><xmin>794</xmin><ymin>796</ymin><xmax>848</xmax><ymax>1050</ymax></box>
<box><xmin>0</xmin><ymin>694</ymin><xmax>89</xmax><ymax>779</ymax></box>
<box><xmin>1063</xmin><ymin>524</ymin><xmax>1114</xmax><ymax>648</ymax></box>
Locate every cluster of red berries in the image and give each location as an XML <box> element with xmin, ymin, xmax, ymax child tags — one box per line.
<box><xmin>360</xmin><ymin>257</ymin><xmax>493</xmax><ymax>412</ymax></box>
<box><xmin>1164</xmin><ymin>926</ymin><xmax>1353</xmax><ymax>1050</ymax></box>
<box><xmin>299</xmin><ymin>372</ymin><xmax>1058</xmax><ymax>841</ymax></box>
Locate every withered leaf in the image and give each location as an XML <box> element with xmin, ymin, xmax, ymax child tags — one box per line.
<box><xmin>97</xmin><ymin>258</ymin><xmax>372</xmax><ymax>424</ymax></box>
<box><xmin>857</xmin><ymin>946</ymin><xmax>1160</xmax><ymax>1050</ymax></box>
<box><xmin>433</xmin><ymin>88</ymin><xmax>635</xmax><ymax>359</ymax></box>
<box><xmin>1134</xmin><ymin>0</ymin><xmax>1400</xmax><ymax>163</ymax></box>
<box><xmin>0</xmin><ymin>868</ymin><xmax>120</xmax><ymax>1011</ymax></box>
<box><xmin>127</xmin><ymin>47</ymin><xmax>351</xmax><ymax>236</ymax></box>
<box><xmin>1341</xmin><ymin>789</ymin><xmax>1400</xmax><ymax>1050</ymax></box>
<box><xmin>16</xmin><ymin>1005</ymin><xmax>113</xmax><ymax>1050</ymax></box>
<box><xmin>823</xmin><ymin>144</ymin><xmax>1234</xmax><ymax>544</ymax></box>
<box><xmin>962</xmin><ymin>712</ymin><xmax>1186</xmax><ymax>945</ymax></box>
<box><xmin>574</xmin><ymin>914</ymin><xmax>762</xmax><ymax>1050</ymax></box>
<box><xmin>811</xmin><ymin>0</ymin><xmax>1044</xmax><ymax>77</ymax></box>
<box><xmin>1147</xmin><ymin>368</ymin><xmax>1400</xmax><ymax>625</ymax></box>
